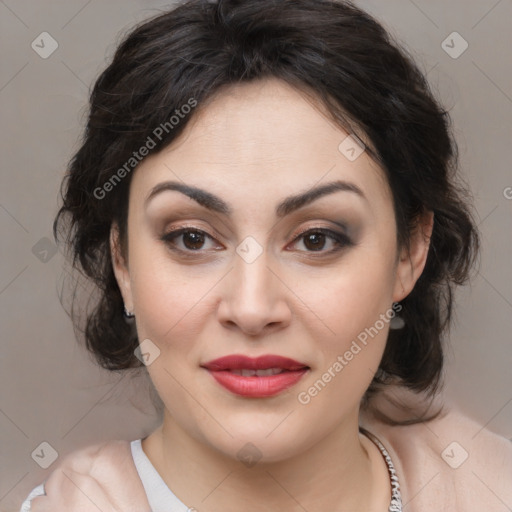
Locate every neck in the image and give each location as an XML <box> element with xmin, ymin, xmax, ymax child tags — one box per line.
<box><xmin>142</xmin><ymin>409</ymin><xmax>391</xmax><ymax>512</ymax></box>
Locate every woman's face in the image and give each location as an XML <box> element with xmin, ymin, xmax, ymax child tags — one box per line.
<box><xmin>112</xmin><ymin>78</ymin><xmax>431</xmax><ymax>462</ymax></box>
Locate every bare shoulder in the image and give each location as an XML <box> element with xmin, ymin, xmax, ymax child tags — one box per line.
<box><xmin>30</xmin><ymin>439</ymin><xmax>150</xmax><ymax>512</ymax></box>
<box><xmin>361</xmin><ymin>397</ymin><xmax>512</xmax><ymax>511</ymax></box>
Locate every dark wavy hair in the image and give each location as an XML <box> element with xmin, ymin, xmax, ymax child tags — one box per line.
<box><xmin>54</xmin><ymin>0</ymin><xmax>479</xmax><ymax>424</ymax></box>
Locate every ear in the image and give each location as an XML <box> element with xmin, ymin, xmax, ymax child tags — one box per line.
<box><xmin>392</xmin><ymin>210</ymin><xmax>434</xmax><ymax>302</ymax></box>
<box><xmin>110</xmin><ymin>222</ymin><xmax>134</xmax><ymax>311</ymax></box>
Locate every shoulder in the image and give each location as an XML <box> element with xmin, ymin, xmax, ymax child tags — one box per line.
<box><xmin>66</xmin><ymin>439</ymin><xmax>136</xmax><ymax>477</ymax></box>
<box><xmin>23</xmin><ymin>439</ymin><xmax>150</xmax><ymax>512</ymax></box>
<box><xmin>48</xmin><ymin>439</ymin><xmax>138</xmax><ymax>488</ymax></box>
<box><xmin>361</xmin><ymin>396</ymin><xmax>512</xmax><ymax>511</ymax></box>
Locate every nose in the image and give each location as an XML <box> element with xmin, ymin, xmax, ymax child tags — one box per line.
<box><xmin>216</xmin><ymin>246</ymin><xmax>292</xmax><ymax>337</ymax></box>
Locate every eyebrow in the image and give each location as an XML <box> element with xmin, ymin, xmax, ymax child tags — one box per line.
<box><xmin>144</xmin><ymin>179</ymin><xmax>367</xmax><ymax>218</ymax></box>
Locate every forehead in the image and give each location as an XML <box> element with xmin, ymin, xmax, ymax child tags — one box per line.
<box><xmin>130</xmin><ymin>78</ymin><xmax>391</xmax><ymax>210</ymax></box>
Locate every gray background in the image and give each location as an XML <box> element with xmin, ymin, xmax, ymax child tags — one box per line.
<box><xmin>1</xmin><ymin>1</ymin><xmax>511</xmax><ymax>510</ymax></box>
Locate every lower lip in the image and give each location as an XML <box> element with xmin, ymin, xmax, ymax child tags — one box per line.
<box><xmin>205</xmin><ymin>369</ymin><xmax>309</xmax><ymax>398</ymax></box>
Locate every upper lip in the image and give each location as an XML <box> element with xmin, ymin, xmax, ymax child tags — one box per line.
<box><xmin>201</xmin><ymin>354</ymin><xmax>309</xmax><ymax>371</ymax></box>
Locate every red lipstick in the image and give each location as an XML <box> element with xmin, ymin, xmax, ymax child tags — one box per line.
<box><xmin>201</xmin><ymin>355</ymin><xmax>309</xmax><ymax>398</ymax></box>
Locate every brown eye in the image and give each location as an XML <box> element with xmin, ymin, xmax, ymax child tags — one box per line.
<box><xmin>161</xmin><ymin>228</ymin><xmax>221</xmax><ymax>253</ymax></box>
<box><xmin>181</xmin><ymin>230</ymin><xmax>206</xmax><ymax>250</ymax></box>
<box><xmin>303</xmin><ymin>232</ymin><xmax>327</xmax><ymax>251</ymax></box>
<box><xmin>289</xmin><ymin>228</ymin><xmax>353</xmax><ymax>254</ymax></box>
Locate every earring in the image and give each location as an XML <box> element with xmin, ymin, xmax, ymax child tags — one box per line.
<box><xmin>389</xmin><ymin>303</ymin><xmax>405</xmax><ymax>330</ymax></box>
<box><xmin>123</xmin><ymin>305</ymin><xmax>135</xmax><ymax>319</ymax></box>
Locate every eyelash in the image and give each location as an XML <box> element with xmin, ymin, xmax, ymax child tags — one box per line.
<box><xmin>160</xmin><ymin>225</ymin><xmax>353</xmax><ymax>257</ymax></box>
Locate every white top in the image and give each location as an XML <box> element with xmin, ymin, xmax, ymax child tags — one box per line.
<box><xmin>129</xmin><ymin>439</ymin><xmax>191</xmax><ymax>512</ymax></box>
<box><xmin>19</xmin><ymin>483</ymin><xmax>45</xmax><ymax>512</ymax></box>
<box><xmin>16</xmin><ymin>403</ymin><xmax>512</xmax><ymax>511</ymax></box>
<box><xmin>19</xmin><ymin>433</ymin><xmax>400</xmax><ymax>512</ymax></box>
<box><xmin>19</xmin><ymin>439</ymin><xmax>191</xmax><ymax>512</ymax></box>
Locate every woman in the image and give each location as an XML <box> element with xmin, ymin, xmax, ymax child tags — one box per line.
<box><xmin>21</xmin><ymin>0</ymin><xmax>512</xmax><ymax>510</ymax></box>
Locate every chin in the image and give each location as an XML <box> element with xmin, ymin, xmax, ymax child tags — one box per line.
<box><xmin>198</xmin><ymin>414</ymin><xmax>319</xmax><ymax>465</ymax></box>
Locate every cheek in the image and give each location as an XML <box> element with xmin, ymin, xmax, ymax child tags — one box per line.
<box><xmin>301</xmin><ymin>249</ymin><xmax>397</xmax><ymax>335</ymax></box>
<box><xmin>130</xmin><ymin>260</ymin><xmax>215</xmax><ymax>424</ymax></box>
<box><xmin>295</xmin><ymin>262</ymin><xmax>394</xmax><ymax>415</ymax></box>
<box><xmin>294</xmin><ymin>244</ymin><xmax>396</xmax><ymax>389</ymax></box>
<box><xmin>127</xmin><ymin>244</ymin><xmax>215</xmax><ymax>349</ymax></box>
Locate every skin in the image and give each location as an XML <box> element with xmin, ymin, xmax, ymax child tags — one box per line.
<box><xmin>111</xmin><ymin>77</ymin><xmax>433</xmax><ymax>511</ymax></box>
